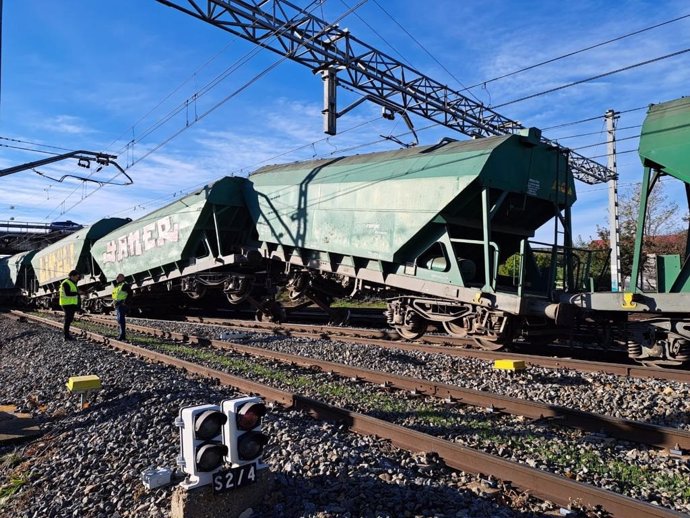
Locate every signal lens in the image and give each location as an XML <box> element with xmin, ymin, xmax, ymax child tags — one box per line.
<box><xmin>195</xmin><ymin>410</ymin><xmax>227</xmax><ymax>440</ymax></box>
<box><xmin>196</xmin><ymin>443</ymin><xmax>228</xmax><ymax>472</ymax></box>
<box><xmin>237</xmin><ymin>431</ymin><xmax>269</xmax><ymax>460</ymax></box>
<box><xmin>236</xmin><ymin>403</ymin><xmax>266</xmax><ymax>430</ymax></box>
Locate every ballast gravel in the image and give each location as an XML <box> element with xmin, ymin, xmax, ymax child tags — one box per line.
<box><xmin>134</xmin><ymin>317</ymin><xmax>690</xmax><ymax>432</ymax></box>
<box><xmin>115</xmin><ymin>317</ymin><xmax>690</xmax><ymax>513</ymax></box>
<box><xmin>0</xmin><ymin>316</ymin><xmax>559</xmax><ymax>518</ymax></box>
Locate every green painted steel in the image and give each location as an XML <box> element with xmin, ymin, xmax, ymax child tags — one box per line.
<box><xmin>639</xmin><ymin>97</ymin><xmax>690</xmax><ymax>182</ymax></box>
<box><xmin>632</xmin><ymin>98</ymin><xmax>690</xmax><ymax>293</ymax></box>
<box><xmin>7</xmin><ymin>250</ymin><xmax>37</xmax><ymax>286</ymax></box>
<box><xmin>91</xmin><ymin>177</ymin><xmax>250</xmax><ymax>280</ymax></box>
<box><xmin>0</xmin><ymin>257</ymin><xmax>12</xmax><ymax>289</ymax></box>
<box><xmin>32</xmin><ymin>218</ymin><xmax>130</xmax><ymax>286</ymax></box>
<box><xmin>656</xmin><ymin>254</ymin><xmax>681</xmax><ymax>293</ymax></box>
<box><xmin>246</xmin><ymin>132</ymin><xmax>574</xmax><ymax>263</ymax></box>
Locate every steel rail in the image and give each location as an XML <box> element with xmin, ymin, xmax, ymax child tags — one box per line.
<box><xmin>27</xmin><ymin>310</ymin><xmax>690</xmax><ymax>382</ymax></box>
<box><xmin>152</xmin><ymin>313</ymin><xmax>690</xmax><ymax>384</ymax></box>
<box><xmin>75</xmin><ymin>313</ymin><xmax>690</xmax><ymax>452</ymax></box>
<box><xmin>9</xmin><ymin>309</ymin><xmax>684</xmax><ymax>518</ymax></box>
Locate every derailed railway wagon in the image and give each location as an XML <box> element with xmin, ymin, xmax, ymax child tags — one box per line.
<box><xmin>11</xmin><ymin>98</ymin><xmax>690</xmax><ymax>367</ymax></box>
<box><xmin>567</xmin><ymin>97</ymin><xmax>690</xmax><ymax>366</ymax></box>
<box><xmin>88</xmin><ymin>177</ymin><xmax>266</xmax><ymax>313</ymax></box>
<box><xmin>246</xmin><ymin>129</ymin><xmax>588</xmax><ymax>348</ymax></box>
<box><xmin>31</xmin><ymin>218</ymin><xmax>130</xmax><ymax>308</ymax></box>
<box><xmin>0</xmin><ymin>250</ymin><xmax>37</xmax><ymax>305</ymax></box>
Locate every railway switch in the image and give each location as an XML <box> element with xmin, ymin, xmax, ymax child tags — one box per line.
<box><xmin>175</xmin><ymin>404</ymin><xmax>228</xmax><ymax>489</ymax></box>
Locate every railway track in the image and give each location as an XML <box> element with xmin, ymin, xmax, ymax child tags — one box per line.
<box><xmin>11</xmin><ymin>309</ymin><xmax>689</xmax><ymax>517</ymax></box>
<box><xmin>73</xmin><ymin>312</ymin><xmax>690</xmax><ymax>452</ymax></box>
<box><xmin>104</xmin><ymin>311</ymin><xmax>690</xmax><ymax>383</ymax></box>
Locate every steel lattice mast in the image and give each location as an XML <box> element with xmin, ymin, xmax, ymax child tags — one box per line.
<box><xmin>156</xmin><ymin>0</ymin><xmax>614</xmax><ymax>184</ymax></box>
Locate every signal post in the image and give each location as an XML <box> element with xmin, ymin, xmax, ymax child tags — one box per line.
<box><xmin>171</xmin><ymin>397</ymin><xmax>272</xmax><ymax>518</ymax></box>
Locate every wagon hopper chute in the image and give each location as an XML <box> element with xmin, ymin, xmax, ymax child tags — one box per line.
<box><xmin>247</xmin><ymin>128</ymin><xmax>580</xmax><ymax>345</ymax></box>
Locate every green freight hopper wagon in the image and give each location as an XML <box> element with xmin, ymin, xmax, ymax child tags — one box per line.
<box><xmin>89</xmin><ymin>176</ymin><xmax>260</xmax><ymax>311</ymax></box>
<box><xmin>31</xmin><ymin>218</ymin><xmax>130</xmax><ymax>308</ymax></box>
<box><xmin>569</xmin><ymin>96</ymin><xmax>690</xmax><ymax>365</ymax></box>
<box><xmin>247</xmin><ymin>129</ymin><xmax>581</xmax><ymax>344</ymax></box>
<box><xmin>0</xmin><ymin>250</ymin><xmax>37</xmax><ymax>304</ymax></box>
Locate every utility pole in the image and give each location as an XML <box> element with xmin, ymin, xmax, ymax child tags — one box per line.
<box><xmin>606</xmin><ymin>109</ymin><xmax>621</xmax><ymax>291</ymax></box>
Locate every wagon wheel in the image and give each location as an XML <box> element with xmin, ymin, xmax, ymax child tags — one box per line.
<box><xmin>226</xmin><ymin>283</ymin><xmax>251</xmax><ymax>305</ymax></box>
<box><xmin>185</xmin><ymin>285</ymin><xmax>207</xmax><ymax>300</ymax></box>
<box><xmin>443</xmin><ymin>319</ymin><xmax>468</xmax><ymax>338</ymax></box>
<box><xmin>394</xmin><ymin>323</ymin><xmax>428</xmax><ymax>341</ymax></box>
<box><xmin>226</xmin><ymin>291</ymin><xmax>250</xmax><ymax>304</ymax></box>
<box><xmin>472</xmin><ymin>336</ymin><xmax>507</xmax><ymax>351</ymax></box>
<box><xmin>255</xmin><ymin>301</ymin><xmax>286</xmax><ymax>323</ymax></box>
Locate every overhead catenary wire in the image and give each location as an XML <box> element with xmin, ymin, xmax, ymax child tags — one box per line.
<box><xmin>464</xmin><ymin>12</ymin><xmax>690</xmax><ymax>91</ymax></box>
<box><xmin>541</xmin><ymin>106</ymin><xmax>649</xmax><ymax>131</ymax></box>
<box><xmin>51</xmin><ymin>0</ymin><xmax>369</xmax><ymax>220</ymax></box>
<box><xmin>493</xmin><ymin>47</ymin><xmax>690</xmax><ymax>109</ymax></box>
<box><xmin>367</xmin><ymin>0</ymin><xmax>482</xmax><ymax>104</ymax></box>
<box><xmin>589</xmin><ymin>149</ymin><xmax>638</xmax><ymax>160</ymax></box>
<box><xmin>555</xmin><ymin>124</ymin><xmax>642</xmax><ymax>141</ymax></box>
<box><xmin>571</xmin><ymin>133</ymin><xmax>640</xmax><ymax>151</ymax></box>
<box><xmin>45</xmin><ymin>0</ymin><xmax>332</xmax><ymax>219</ymax></box>
<box><xmin>44</xmin><ymin>0</ymin><xmax>336</xmax><ymax>219</ymax></box>
<box><xmin>106</xmin><ymin>115</ymin><xmax>383</xmax><ymax>219</ymax></box>
<box><xmin>0</xmin><ymin>136</ymin><xmax>75</xmax><ymax>154</ymax></box>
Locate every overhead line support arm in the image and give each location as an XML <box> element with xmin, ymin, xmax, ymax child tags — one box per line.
<box><xmin>156</xmin><ymin>0</ymin><xmax>614</xmax><ymax>184</ymax></box>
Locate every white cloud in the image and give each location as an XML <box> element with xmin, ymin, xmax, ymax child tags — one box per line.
<box><xmin>37</xmin><ymin>115</ymin><xmax>96</xmax><ymax>136</ymax></box>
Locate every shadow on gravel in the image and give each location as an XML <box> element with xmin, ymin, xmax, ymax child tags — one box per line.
<box><xmin>254</xmin><ymin>471</ymin><xmax>552</xmax><ymax>518</ymax></box>
<box><xmin>525</xmin><ymin>372</ymin><xmax>589</xmax><ymax>387</ymax></box>
<box><xmin>5</xmin><ymin>331</ymin><xmax>39</xmax><ymax>341</ymax></box>
<box><xmin>40</xmin><ymin>388</ymin><xmax>165</xmax><ymax>431</ymax></box>
<box><xmin>655</xmin><ymin>409</ymin><xmax>690</xmax><ymax>428</ymax></box>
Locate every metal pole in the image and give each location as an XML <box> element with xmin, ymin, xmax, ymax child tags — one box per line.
<box><xmin>481</xmin><ymin>187</ymin><xmax>493</xmax><ymax>292</ymax></box>
<box><xmin>606</xmin><ymin>109</ymin><xmax>621</xmax><ymax>291</ymax></box>
<box><xmin>322</xmin><ymin>68</ymin><xmax>337</xmax><ymax>136</ymax></box>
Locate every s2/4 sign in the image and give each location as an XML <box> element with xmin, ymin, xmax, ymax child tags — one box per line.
<box><xmin>212</xmin><ymin>463</ymin><xmax>257</xmax><ymax>493</ymax></box>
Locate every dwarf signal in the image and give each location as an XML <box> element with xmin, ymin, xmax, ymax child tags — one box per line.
<box><xmin>175</xmin><ymin>404</ymin><xmax>228</xmax><ymax>489</ymax></box>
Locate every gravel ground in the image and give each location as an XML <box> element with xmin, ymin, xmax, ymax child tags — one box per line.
<box><xmin>0</xmin><ymin>315</ymin><xmax>566</xmax><ymax>518</ymax></box>
<box><xmin>130</xmin><ymin>317</ymin><xmax>690</xmax><ymax>431</ymax></box>
<box><xmin>96</xmin><ymin>318</ymin><xmax>686</xmax><ymax>513</ymax></box>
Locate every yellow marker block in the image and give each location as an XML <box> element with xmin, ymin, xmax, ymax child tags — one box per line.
<box><xmin>494</xmin><ymin>359</ymin><xmax>526</xmax><ymax>371</ymax></box>
<box><xmin>621</xmin><ymin>292</ymin><xmax>637</xmax><ymax>309</ymax></box>
<box><xmin>66</xmin><ymin>375</ymin><xmax>102</xmax><ymax>393</ymax></box>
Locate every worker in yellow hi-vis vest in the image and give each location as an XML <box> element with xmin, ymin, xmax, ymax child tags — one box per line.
<box><xmin>112</xmin><ymin>273</ymin><xmax>131</xmax><ymax>340</ymax></box>
<box><xmin>59</xmin><ymin>270</ymin><xmax>81</xmax><ymax>340</ymax></box>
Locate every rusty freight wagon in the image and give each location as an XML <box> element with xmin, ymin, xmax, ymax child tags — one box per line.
<box><xmin>246</xmin><ymin>129</ymin><xmax>588</xmax><ymax>346</ymax></box>
<box><xmin>30</xmin><ymin>218</ymin><xmax>130</xmax><ymax>309</ymax></box>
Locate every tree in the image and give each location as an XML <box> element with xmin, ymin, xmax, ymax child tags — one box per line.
<box><xmin>591</xmin><ymin>181</ymin><xmax>688</xmax><ymax>287</ymax></box>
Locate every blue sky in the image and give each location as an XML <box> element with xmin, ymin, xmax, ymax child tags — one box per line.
<box><xmin>2</xmin><ymin>0</ymin><xmax>690</xmax><ymax>242</ymax></box>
